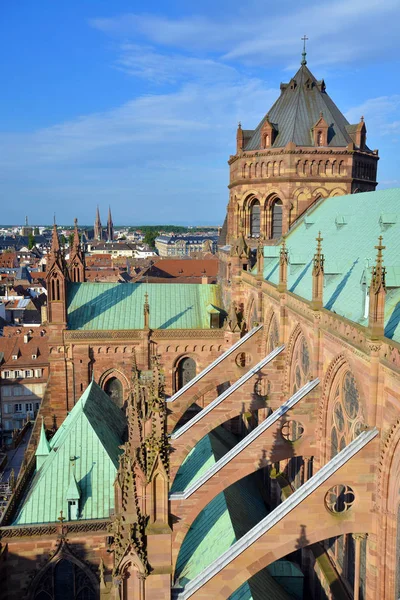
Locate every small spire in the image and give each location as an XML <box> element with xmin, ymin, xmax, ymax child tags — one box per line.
<box><xmin>316</xmin><ymin>231</ymin><xmax>323</xmax><ymax>255</ymax></box>
<box><xmin>301</xmin><ymin>34</ymin><xmax>308</xmax><ymax>66</ymax></box>
<box><xmin>238</xmin><ymin>121</ymin><xmax>242</xmax><ymax>129</ymax></box>
<box><xmin>361</xmin><ymin>115</ymin><xmax>364</xmax><ymax>122</ymax></box>
<box><xmin>144</xmin><ymin>292</ymin><xmax>150</xmax><ymax>329</ymax></box>
<box><xmin>312</xmin><ymin>231</ymin><xmax>324</xmax><ymax>309</ymax></box>
<box><xmin>50</xmin><ymin>222</ymin><xmax>60</xmax><ymax>255</ymax></box>
<box><xmin>371</xmin><ymin>235</ymin><xmax>386</xmax><ymax>293</ymax></box>
<box><xmin>278</xmin><ymin>238</ymin><xmax>289</xmax><ymax>292</ymax></box>
<box><xmin>72</xmin><ymin>217</ymin><xmax>79</xmax><ymax>248</ymax></box>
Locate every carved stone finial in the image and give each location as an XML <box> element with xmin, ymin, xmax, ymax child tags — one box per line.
<box><xmin>312</xmin><ymin>232</ymin><xmax>324</xmax><ymax>308</ymax></box>
<box><xmin>371</xmin><ymin>235</ymin><xmax>386</xmax><ymax>293</ymax></box>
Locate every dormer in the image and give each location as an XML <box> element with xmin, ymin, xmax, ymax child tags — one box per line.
<box><xmin>355</xmin><ymin>117</ymin><xmax>367</xmax><ymax>150</ymax></box>
<box><xmin>312</xmin><ymin>112</ymin><xmax>329</xmax><ymax>147</ymax></box>
<box><xmin>260</xmin><ymin>115</ymin><xmax>277</xmax><ymax>149</ymax></box>
<box><xmin>289</xmin><ymin>78</ymin><xmax>297</xmax><ymax>90</ymax></box>
<box><xmin>346</xmin><ymin>117</ymin><xmax>367</xmax><ymax>150</ymax></box>
<box><xmin>304</xmin><ymin>77</ymin><xmax>314</xmax><ymax>90</ymax></box>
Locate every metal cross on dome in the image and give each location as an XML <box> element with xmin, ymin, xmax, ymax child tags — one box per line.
<box><xmin>301</xmin><ymin>35</ymin><xmax>308</xmax><ymax>65</ymax></box>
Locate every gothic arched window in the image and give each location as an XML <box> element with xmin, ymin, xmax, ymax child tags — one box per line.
<box><xmin>268</xmin><ymin>315</ymin><xmax>279</xmax><ymax>353</ymax></box>
<box><xmin>330</xmin><ymin>371</ymin><xmax>364</xmax><ymax>459</ymax></box>
<box><xmin>177</xmin><ymin>357</ymin><xmax>196</xmax><ymax>390</ymax></box>
<box><xmin>290</xmin><ymin>335</ymin><xmax>310</xmax><ymax>395</ymax></box>
<box><xmin>33</xmin><ymin>559</ymin><xmax>97</xmax><ymax>600</ymax></box>
<box><xmin>250</xmin><ymin>200</ymin><xmax>261</xmax><ymax>237</ymax></box>
<box><xmin>271</xmin><ymin>199</ymin><xmax>283</xmax><ymax>239</ymax></box>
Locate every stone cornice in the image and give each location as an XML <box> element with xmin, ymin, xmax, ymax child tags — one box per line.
<box><xmin>228</xmin><ymin>147</ymin><xmax>378</xmax><ymax>165</ymax></box>
<box><xmin>0</xmin><ymin>519</ymin><xmax>110</xmax><ymax>539</ymax></box>
<box><xmin>228</xmin><ymin>176</ymin><xmax>352</xmax><ymax>189</ymax></box>
<box><xmin>63</xmin><ymin>328</ymin><xmax>225</xmax><ymax>342</ymax></box>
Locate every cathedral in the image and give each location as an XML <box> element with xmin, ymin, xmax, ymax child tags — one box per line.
<box><xmin>1</xmin><ymin>50</ymin><xmax>400</xmax><ymax>600</ymax></box>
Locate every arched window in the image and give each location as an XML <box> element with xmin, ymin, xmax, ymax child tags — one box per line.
<box><xmin>290</xmin><ymin>335</ymin><xmax>310</xmax><ymax>395</ymax></box>
<box><xmin>265</xmin><ymin>133</ymin><xmax>269</xmax><ymax>147</ymax></box>
<box><xmin>104</xmin><ymin>377</ymin><xmax>123</xmax><ymax>408</ymax></box>
<box><xmin>271</xmin><ymin>199</ymin><xmax>283</xmax><ymax>239</ymax></box>
<box><xmin>330</xmin><ymin>371</ymin><xmax>364</xmax><ymax>459</ymax></box>
<box><xmin>268</xmin><ymin>315</ymin><xmax>279</xmax><ymax>353</ymax></box>
<box><xmin>317</xmin><ymin>131</ymin><xmax>323</xmax><ymax>146</ymax></box>
<box><xmin>33</xmin><ymin>559</ymin><xmax>97</xmax><ymax>600</ymax></box>
<box><xmin>177</xmin><ymin>357</ymin><xmax>196</xmax><ymax>390</ymax></box>
<box><xmin>250</xmin><ymin>200</ymin><xmax>261</xmax><ymax>237</ymax></box>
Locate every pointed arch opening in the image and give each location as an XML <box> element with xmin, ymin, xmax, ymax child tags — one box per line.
<box><xmin>271</xmin><ymin>199</ymin><xmax>283</xmax><ymax>239</ymax></box>
<box><xmin>249</xmin><ymin>199</ymin><xmax>261</xmax><ymax>238</ymax></box>
<box><xmin>176</xmin><ymin>356</ymin><xmax>196</xmax><ymax>391</ymax></box>
<box><xmin>32</xmin><ymin>558</ymin><xmax>97</xmax><ymax>600</ymax></box>
<box><xmin>104</xmin><ymin>376</ymin><xmax>124</xmax><ymax>408</ymax></box>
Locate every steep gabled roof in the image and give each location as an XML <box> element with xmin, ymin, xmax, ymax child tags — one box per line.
<box><xmin>244</xmin><ymin>63</ymin><xmax>358</xmax><ymax>150</ymax></box>
<box><xmin>13</xmin><ymin>381</ymin><xmax>126</xmax><ymax>525</ymax></box>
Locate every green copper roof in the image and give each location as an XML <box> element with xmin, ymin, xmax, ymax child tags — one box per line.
<box><xmin>67</xmin><ymin>282</ymin><xmax>223</xmax><ymax>330</ymax></box>
<box><xmin>13</xmin><ymin>381</ymin><xmax>126</xmax><ymax>525</ymax></box>
<box><xmin>170</xmin><ymin>426</ymin><xmax>238</xmax><ymax>494</ymax></box>
<box><xmin>175</xmin><ymin>429</ymin><xmax>294</xmax><ymax>599</ymax></box>
<box><xmin>264</xmin><ymin>188</ymin><xmax>400</xmax><ymax>343</ymax></box>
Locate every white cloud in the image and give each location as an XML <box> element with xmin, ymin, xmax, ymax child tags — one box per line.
<box><xmin>115</xmin><ymin>44</ymin><xmax>238</xmax><ymax>84</ymax></box>
<box><xmin>0</xmin><ymin>76</ymin><xmax>278</xmax><ymax>223</ymax></box>
<box><xmin>90</xmin><ymin>0</ymin><xmax>400</xmax><ymax>68</ymax></box>
<box><xmin>345</xmin><ymin>96</ymin><xmax>400</xmax><ymax>139</ymax></box>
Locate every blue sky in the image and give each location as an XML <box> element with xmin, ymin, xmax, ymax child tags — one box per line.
<box><xmin>1</xmin><ymin>0</ymin><xmax>400</xmax><ymax>226</ymax></box>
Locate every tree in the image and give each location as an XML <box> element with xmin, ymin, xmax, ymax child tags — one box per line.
<box><xmin>34</xmin><ymin>227</ymin><xmax>39</xmax><ymax>235</ymax></box>
<box><xmin>143</xmin><ymin>230</ymin><xmax>159</xmax><ymax>248</ymax></box>
<box><xmin>28</xmin><ymin>233</ymin><xmax>36</xmax><ymax>250</ymax></box>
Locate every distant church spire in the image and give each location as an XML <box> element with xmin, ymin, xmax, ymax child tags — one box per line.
<box><xmin>107</xmin><ymin>206</ymin><xmax>114</xmax><ymax>242</ymax></box>
<box><xmin>301</xmin><ymin>34</ymin><xmax>308</xmax><ymax>66</ymax></box>
<box><xmin>94</xmin><ymin>206</ymin><xmax>102</xmax><ymax>241</ymax></box>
